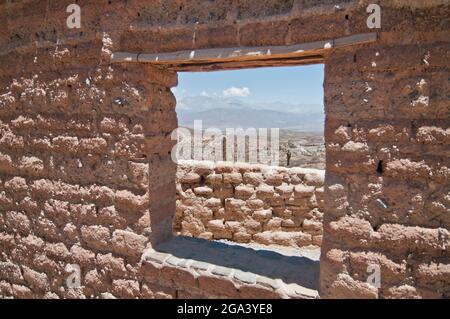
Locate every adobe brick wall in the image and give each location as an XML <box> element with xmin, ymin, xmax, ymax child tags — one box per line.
<box><xmin>0</xmin><ymin>0</ymin><xmax>449</xmax><ymax>299</ymax></box>
<box><xmin>322</xmin><ymin>50</ymin><xmax>450</xmax><ymax>298</ymax></box>
<box><xmin>175</xmin><ymin>160</ymin><xmax>324</xmax><ymax>248</ymax></box>
<box><xmin>0</xmin><ymin>44</ymin><xmax>179</xmax><ymax>297</ymax></box>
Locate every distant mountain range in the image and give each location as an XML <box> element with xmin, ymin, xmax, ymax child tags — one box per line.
<box><xmin>176</xmin><ymin>95</ymin><xmax>324</xmax><ymax>132</ymax></box>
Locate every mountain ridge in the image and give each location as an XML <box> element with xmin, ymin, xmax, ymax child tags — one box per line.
<box><xmin>176</xmin><ymin>95</ymin><xmax>324</xmax><ymax>131</ymax></box>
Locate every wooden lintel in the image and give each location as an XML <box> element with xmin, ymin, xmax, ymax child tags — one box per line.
<box><xmin>173</xmin><ymin>55</ymin><xmax>325</xmax><ymax>72</ymax></box>
<box><xmin>111</xmin><ymin>32</ymin><xmax>377</xmax><ymax>70</ymax></box>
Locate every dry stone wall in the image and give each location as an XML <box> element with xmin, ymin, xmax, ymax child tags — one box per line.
<box><xmin>175</xmin><ymin>160</ymin><xmax>324</xmax><ymax>248</ymax></box>
<box><xmin>0</xmin><ymin>0</ymin><xmax>449</xmax><ymax>299</ymax></box>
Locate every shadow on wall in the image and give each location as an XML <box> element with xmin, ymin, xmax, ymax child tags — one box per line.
<box><xmin>155</xmin><ymin>236</ymin><xmax>320</xmax><ymax>290</ymax></box>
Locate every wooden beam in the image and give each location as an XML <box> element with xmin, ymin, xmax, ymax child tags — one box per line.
<box><xmin>111</xmin><ymin>32</ymin><xmax>377</xmax><ymax>71</ymax></box>
<box><xmin>136</xmin><ymin>39</ymin><xmax>332</xmax><ymax>63</ymax></box>
<box><xmin>173</xmin><ymin>55</ymin><xmax>325</xmax><ymax>72</ymax></box>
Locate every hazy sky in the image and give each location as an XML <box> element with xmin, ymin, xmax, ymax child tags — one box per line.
<box><xmin>173</xmin><ymin>64</ymin><xmax>324</xmax><ymax>105</ymax></box>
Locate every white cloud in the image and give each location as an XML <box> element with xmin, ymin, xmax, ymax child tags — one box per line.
<box><xmin>200</xmin><ymin>91</ymin><xmax>209</xmax><ymax>97</ymax></box>
<box><xmin>223</xmin><ymin>86</ymin><xmax>250</xmax><ymax>97</ymax></box>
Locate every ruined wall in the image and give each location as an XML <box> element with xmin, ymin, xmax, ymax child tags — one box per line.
<box><xmin>0</xmin><ymin>37</ymin><xmax>181</xmax><ymax>297</ymax></box>
<box><xmin>0</xmin><ymin>0</ymin><xmax>449</xmax><ymax>299</ymax></box>
<box><xmin>319</xmin><ymin>4</ymin><xmax>450</xmax><ymax>298</ymax></box>
<box><xmin>321</xmin><ymin>44</ymin><xmax>450</xmax><ymax>298</ymax></box>
<box><xmin>175</xmin><ymin>160</ymin><xmax>324</xmax><ymax>248</ymax></box>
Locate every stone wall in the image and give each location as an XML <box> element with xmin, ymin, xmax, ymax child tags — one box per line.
<box><xmin>175</xmin><ymin>160</ymin><xmax>324</xmax><ymax>248</ymax></box>
<box><xmin>0</xmin><ymin>43</ymin><xmax>178</xmax><ymax>297</ymax></box>
<box><xmin>321</xmin><ymin>47</ymin><xmax>450</xmax><ymax>298</ymax></box>
<box><xmin>0</xmin><ymin>0</ymin><xmax>449</xmax><ymax>299</ymax></box>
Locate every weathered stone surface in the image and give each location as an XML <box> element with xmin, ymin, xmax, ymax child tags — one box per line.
<box><xmin>193</xmin><ymin>186</ymin><xmax>213</xmax><ymax>196</ymax></box>
<box><xmin>143</xmin><ymin>250</ymin><xmax>170</xmax><ymax>264</ymax></box>
<box><xmin>212</xmin><ymin>266</ymin><xmax>233</xmax><ymax>277</ymax></box>
<box><xmin>234</xmin><ymin>270</ymin><xmax>257</xmax><ymax>284</ymax></box>
<box><xmin>81</xmin><ymin>225</ymin><xmax>111</xmax><ymax>251</ymax></box>
<box><xmin>197</xmin><ymin>275</ymin><xmax>239</xmax><ymax>298</ymax></box>
<box><xmin>112</xmin><ymin>230</ymin><xmax>148</xmax><ymax>259</ymax></box>
<box><xmin>175</xmin><ymin>162</ymin><xmax>325</xmax><ymax>249</ymax></box>
<box><xmin>252</xmin><ymin>209</ymin><xmax>273</xmax><ymax>222</ymax></box>
<box><xmin>191</xmin><ymin>261</ymin><xmax>211</xmax><ymax>272</ymax></box>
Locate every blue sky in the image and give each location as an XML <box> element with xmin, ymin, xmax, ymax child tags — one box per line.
<box><xmin>173</xmin><ymin>64</ymin><xmax>324</xmax><ymax>105</ymax></box>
